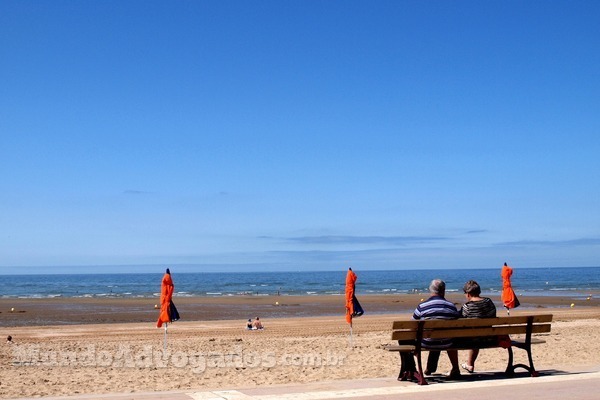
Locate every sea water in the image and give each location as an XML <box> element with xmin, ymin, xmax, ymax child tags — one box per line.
<box><xmin>0</xmin><ymin>267</ymin><xmax>598</xmax><ymax>299</ymax></box>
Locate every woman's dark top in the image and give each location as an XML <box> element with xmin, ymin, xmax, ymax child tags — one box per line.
<box><xmin>459</xmin><ymin>297</ymin><xmax>498</xmax><ymax>347</ymax></box>
<box><xmin>461</xmin><ymin>297</ymin><xmax>497</xmax><ymax>318</ymax></box>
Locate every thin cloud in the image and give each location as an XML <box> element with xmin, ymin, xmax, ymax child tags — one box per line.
<box><xmin>496</xmin><ymin>238</ymin><xmax>600</xmax><ymax>247</ymax></box>
<box><xmin>466</xmin><ymin>229</ymin><xmax>488</xmax><ymax>234</ymax></box>
<box><xmin>266</xmin><ymin>248</ymin><xmax>413</xmax><ymax>262</ymax></box>
<box><xmin>266</xmin><ymin>235</ymin><xmax>450</xmax><ymax>246</ymax></box>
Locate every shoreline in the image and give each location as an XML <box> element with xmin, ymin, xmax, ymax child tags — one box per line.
<box><xmin>1</xmin><ymin>292</ymin><xmax>599</xmax><ymax>327</ymax></box>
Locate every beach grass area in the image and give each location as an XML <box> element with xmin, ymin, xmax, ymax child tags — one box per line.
<box><xmin>1</xmin><ymin>294</ymin><xmax>599</xmax><ymax>398</ymax></box>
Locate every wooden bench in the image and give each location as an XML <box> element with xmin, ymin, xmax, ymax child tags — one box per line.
<box><xmin>385</xmin><ymin>314</ymin><xmax>553</xmax><ymax>385</ymax></box>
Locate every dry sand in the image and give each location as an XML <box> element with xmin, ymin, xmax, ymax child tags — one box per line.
<box><xmin>1</xmin><ymin>294</ymin><xmax>599</xmax><ymax>398</ymax></box>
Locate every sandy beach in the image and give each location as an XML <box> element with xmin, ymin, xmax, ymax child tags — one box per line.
<box><xmin>1</xmin><ymin>294</ymin><xmax>599</xmax><ymax>398</ymax></box>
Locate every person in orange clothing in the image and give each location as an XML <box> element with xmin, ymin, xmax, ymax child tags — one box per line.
<box><xmin>501</xmin><ymin>262</ymin><xmax>520</xmax><ymax>313</ymax></box>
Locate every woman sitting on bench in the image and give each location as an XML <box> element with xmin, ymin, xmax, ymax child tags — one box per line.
<box><xmin>460</xmin><ymin>280</ymin><xmax>497</xmax><ymax>373</ymax></box>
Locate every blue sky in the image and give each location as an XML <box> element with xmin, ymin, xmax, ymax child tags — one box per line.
<box><xmin>1</xmin><ymin>1</ymin><xmax>599</xmax><ymax>274</ymax></box>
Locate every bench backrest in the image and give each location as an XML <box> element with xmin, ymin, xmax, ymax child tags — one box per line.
<box><xmin>391</xmin><ymin>314</ymin><xmax>553</xmax><ymax>341</ymax></box>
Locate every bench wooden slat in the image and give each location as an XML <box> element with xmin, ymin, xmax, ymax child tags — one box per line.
<box><xmin>392</xmin><ymin>320</ymin><xmax>420</xmax><ymax>329</ymax></box>
<box><xmin>421</xmin><ymin>315</ymin><xmax>552</xmax><ymax>329</ymax></box>
<box><xmin>384</xmin><ymin>345</ymin><xmax>416</xmax><ymax>352</ymax></box>
<box><xmin>385</xmin><ymin>339</ymin><xmax>547</xmax><ymax>352</ymax></box>
<box><xmin>392</xmin><ymin>331</ymin><xmax>423</xmax><ymax>341</ymax></box>
<box><xmin>421</xmin><ymin>324</ymin><xmax>551</xmax><ymax>339</ymax></box>
<box><xmin>391</xmin><ymin>324</ymin><xmax>551</xmax><ymax>341</ymax></box>
<box><xmin>391</xmin><ymin>314</ymin><xmax>552</xmax><ymax>330</ymax></box>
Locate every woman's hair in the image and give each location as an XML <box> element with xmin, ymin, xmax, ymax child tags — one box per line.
<box><xmin>463</xmin><ymin>280</ymin><xmax>481</xmax><ymax>296</ymax></box>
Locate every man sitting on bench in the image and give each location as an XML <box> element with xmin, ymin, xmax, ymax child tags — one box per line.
<box><xmin>412</xmin><ymin>279</ymin><xmax>461</xmax><ymax>378</ymax></box>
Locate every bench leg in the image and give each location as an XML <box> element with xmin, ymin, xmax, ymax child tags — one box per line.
<box><xmin>510</xmin><ymin>315</ymin><xmax>540</xmax><ymax>377</ymax></box>
<box><xmin>506</xmin><ymin>344</ymin><xmax>539</xmax><ymax>377</ymax></box>
<box><xmin>505</xmin><ymin>347</ymin><xmax>515</xmax><ymax>376</ymax></box>
<box><xmin>511</xmin><ymin>343</ymin><xmax>539</xmax><ymax>377</ymax></box>
<box><xmin>413</xmin><ymin>351</ymin><xmax>427</xmax><ymax>385</ymax></box>
<box><xmin>526</xmin><ymin>344</ymin><xmax>539</xmax><ymax>377</ymax></box>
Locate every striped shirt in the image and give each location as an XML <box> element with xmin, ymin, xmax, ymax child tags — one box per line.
<box><xmin>413</xmin><ymin>295</ymin><xmax>461</xmax><ymax>320</ymax></box>
<box><xmin>461</xmin><ymin>297</ymin><xmax>496</xmax><ymax>318</ymax></box>
<box><xmin>413</xmin><ymin>295</ymin><xmax>460</xmax><ymax>348</ymax></box>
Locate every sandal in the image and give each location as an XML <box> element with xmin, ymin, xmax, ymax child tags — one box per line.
<box><xmin>461</xmin><ymin>363</ymin><xmax>474</xmax><ymax>373</ymax></box>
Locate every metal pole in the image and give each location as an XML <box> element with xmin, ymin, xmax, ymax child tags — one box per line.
<box><xmin>164</xmin><ymin>323</ymin><xmax>168</xmax><ymax>351</ymax></box>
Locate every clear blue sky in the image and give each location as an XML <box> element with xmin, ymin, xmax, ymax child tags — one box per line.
<box><xmin>1</xmin><ymin>1</ymin><xmax>599</xmax><ymax>274</ymax></box>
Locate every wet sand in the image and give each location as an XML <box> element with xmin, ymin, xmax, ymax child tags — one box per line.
<box><xmin>1</xmin><ymin>292</ymin><xmax>598</xmax><ymax>326</ymax></box>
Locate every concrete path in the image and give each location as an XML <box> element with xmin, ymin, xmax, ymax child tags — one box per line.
<box><xmin>10</xmin><ymin>368</ymin><xmax>600</xmax><ymax>400</ymax></box>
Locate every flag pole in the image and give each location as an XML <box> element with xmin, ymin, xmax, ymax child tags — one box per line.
<box><xmin>349</xmin><ymin>322</ymin><xmax>353</xmax><ymax>348</ymax></box>
<box><xmin>164</xmin><ymin>322</ymin><xmax>168</xmax><ymax>351</ymax></box>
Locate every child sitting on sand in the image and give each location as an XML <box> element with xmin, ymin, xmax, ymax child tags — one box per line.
<box><xmin>253</xmin><ymin>317</ymin><xmax>264</xmax><ymax>330</ymax></box>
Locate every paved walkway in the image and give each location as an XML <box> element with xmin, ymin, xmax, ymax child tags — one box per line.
<box><xmin>12</xmin><ymin>368</ymin><xmax>600</xmax><ymax>400</ymax></box>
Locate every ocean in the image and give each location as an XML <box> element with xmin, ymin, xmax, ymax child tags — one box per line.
<box><xmin>1</xmin><ymin>266</ymin><xmax>598</xmax><ymax>299</ymax></box>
